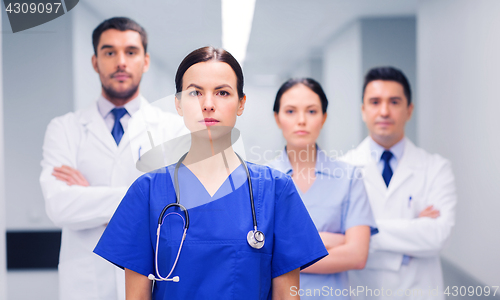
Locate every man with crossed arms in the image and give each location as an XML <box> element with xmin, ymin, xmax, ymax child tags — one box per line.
<box><xmin>342</xmin><ymin>67</ymin><xmax>457</xmax><ymax>299</ymax></box>
<box><xmin>40</xmin><ymin>17</ymin><xmax>187</xmax><ymax>300</ymax></box>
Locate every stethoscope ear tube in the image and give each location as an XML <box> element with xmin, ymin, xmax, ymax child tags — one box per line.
<box><xmin>234</xmin><ymin>153</ymin><xmax>266</xmax><ymax>250</ymax></box>
<box><xmin>151</xmin><ymin>226</ymin><xmax>187</xmax><ymax>283</ymax></box>
<box><xmin>158</xmin><ymin>203</ymin><xmax>189</xmax><ymax>229</ymax></box>
<box><xmin>234</xmin><ymin>153</ymin><xmax>257</xmax><ymax>230</ymax></box>
<box><xmin>152</xmin><ymin>152</ymin><xmax>265</xmax><ymax>285</ymax></box>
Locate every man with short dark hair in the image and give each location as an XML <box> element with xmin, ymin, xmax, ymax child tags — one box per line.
<box><xmin>40</xmin><ymin>17</ymin><xmax>187</xmax><ymax>300</ymax></box>
<box><xmin>342</xmin><ymin>67</ymin><xmax>457</xmax><ymax>299</ymax></box>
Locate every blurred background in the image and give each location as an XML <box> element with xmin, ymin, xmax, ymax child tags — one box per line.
<box><xmin>1</xmin><ymin>0</ymin><xmax>500</xmax><ymax>299</ymax></box>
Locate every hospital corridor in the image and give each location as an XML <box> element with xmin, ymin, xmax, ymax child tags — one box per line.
<box><xmin>1</xmin><ymin>0</ymin><xmax>499</xmax><ymax>299</ymax></box>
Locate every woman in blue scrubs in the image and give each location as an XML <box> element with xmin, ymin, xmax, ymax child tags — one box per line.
<box><xmin>268</xmin><ymin>78</ymin><xmax>378</xmax><ymax>299</ymax></box>
<box><xmin>94</xmin><ymin>48</ymin><xmax>327</xmax><ymax>300</ymax></box>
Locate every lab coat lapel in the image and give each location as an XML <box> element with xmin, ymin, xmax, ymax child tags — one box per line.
<box><xmin>387</xmin><ymin>138</ymin><xmax>419</xmax><ymax>197</ymax></box>
<box><xmin>79</xmin><ymin>103</ymin><xmax>117</xmax><ymax>153</ymax></box>
<box><xmin>364</xmin><ymin>161</ymin><xmax>388</xmax><ymax>195</ymax></box>
<box><xmin>119</xmin><ymin>99</ymin><xmax>161</xmax><ymax>152</ymax></box>
<box><xmin>348</xmin><ymin>137</ymin><xmax>388</xmax><ymax>196</ymax></box>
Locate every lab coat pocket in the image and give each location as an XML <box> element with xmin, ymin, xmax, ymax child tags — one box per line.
<box><xmin>406</xmin><ymin>192</ymin><xmax>425</xmax><ymax>218</ymax></box>
<box><xmin>233</xmin><ymin>251</ymin><xmax>272</xmax><ymax>300</ymax></box>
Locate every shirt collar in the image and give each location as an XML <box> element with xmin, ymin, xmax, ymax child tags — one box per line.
<box><xmin>315</xmin><ymin>147</ymin><xmax>332</xmax><ymax>176</ymax></box>
<box><xmin>97</xmin><ymin>94</ymin><xmax>142</xmax><ymax>119</ymax></box>
<box><xmin>273</xmin><ymin>145</ymin><xmax>332</xmax><ymax>176</ymax></box>
<box><xmin>273</xmin><ymin>148</ymin><xmax>293</xmax><ymax>175</ymax></box>
<box><xmin>368</xmin><ymin>136</ymin><xmax>406</xmax><ymax>163</ymax></box>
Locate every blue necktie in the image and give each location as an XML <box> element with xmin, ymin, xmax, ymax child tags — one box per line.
<box><xmin>382</xmin><ymin>150</ymin><xmax>411</xmax><ymax>265</ymax></box>
<box><xmin>111</xmin><ymin>108</ymin><xmax>127</xmax><ymax>145</ymax></box>
<box><xmin>381</xmin><ymin>150</ymin><xmax>393</xmax><ymax>187</ymax></box>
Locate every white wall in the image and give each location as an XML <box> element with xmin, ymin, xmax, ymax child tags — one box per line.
<box><xmin>361</xmin><ymin>17</ymin><xmax>417</xmax><ymax>143</ymax></box>
<box><xmin>7</xmin><ymin>271</ymin><xmax>58</xmax><ymax>300</ymax></box>
<box><xmin>238</xmin><ymin>85</ymin><xmax>284</xmax><ymax>164</ymax></box>
<box><xmin>418</xmin><ymin>0</ymin><xmax>500</xmax><ymax>286</ymax></box>
<box><xmin>0</xmin><ymin>7</ymin><xmax>6</xmax><ymax>300</ymax></box>
<box><xmin>3</xmin><ymin>13</ymin><xmax>73</xmax><ymax>231</ymax></box>
<box><xmin>2</xmin><ymin>7</ymin><xmax>73</xmax><ymax>300</ymax></box>
<box><xmin>72</xmin><ymin>3</ymin><xmax>102</xmax><ymax>110</ymax></box>
<box><xmin>322</xmin><ymin>22</ymin><xmax>363</xmax><ymax>155</ymax></box>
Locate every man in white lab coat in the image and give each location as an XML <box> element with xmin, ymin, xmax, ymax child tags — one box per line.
<box><xmin>342</xmin><ymin>67</ymin><xmax>456</xmax><ymax>299</ymax></box>
<box><xmin>40</xmin><ymin>17</ymin><xmax>187</xmax><ymax>300</ymax></box>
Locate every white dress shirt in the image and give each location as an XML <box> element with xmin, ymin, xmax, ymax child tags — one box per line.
<box><xmin>97</xmin><ymin>94</ymin><xmax>142</xmax><ymax>132</ymax></box>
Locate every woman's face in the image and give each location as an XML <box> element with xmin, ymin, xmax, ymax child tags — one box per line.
<box><xmin>175</xmin><ymin>61</ymin><xmax>245</xmax><ymax>137</ymax></box>
<box><xmin>274</xmin><ymin>84</ymin><xmax>327</xmax><ymax>149</ymax></box>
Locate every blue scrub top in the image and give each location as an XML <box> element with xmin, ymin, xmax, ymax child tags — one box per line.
<box><xmin>94</xmin><ymin>161</ymin><xmax>328</xmax><ymax>300</ymax></box>
<box><xmin>268</xmin><ymin>147</ymin><xmax>378</xmax><ymax>299</ymax></box>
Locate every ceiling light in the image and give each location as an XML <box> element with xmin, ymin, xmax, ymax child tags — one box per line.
<box><xmin>221</xmin><ymin>0</ymin><xmax>256</xmax><ymax>65</ymax></box>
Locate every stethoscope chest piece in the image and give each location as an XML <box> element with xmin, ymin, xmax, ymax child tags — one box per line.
<box><xmin>247</xmin><ymin>230</ymin><xmax>265</xmax><ymax>249</ymax></box>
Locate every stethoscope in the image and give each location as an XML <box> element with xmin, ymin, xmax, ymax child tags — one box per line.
<box><xmin>148</xmin><ymin>152</ymin><xmax>265</xmax><ymax>283</ymax></box>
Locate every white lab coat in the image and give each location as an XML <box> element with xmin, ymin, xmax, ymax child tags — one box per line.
<box><xmin>341</xmin><ymin>137</ymin><xmax>456</xmax><ymax>300</ymax></box>
<box><xmin>40</xmin><ymin>98</ymin><xmax>188</xmax><ymax>300</ymax></box>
